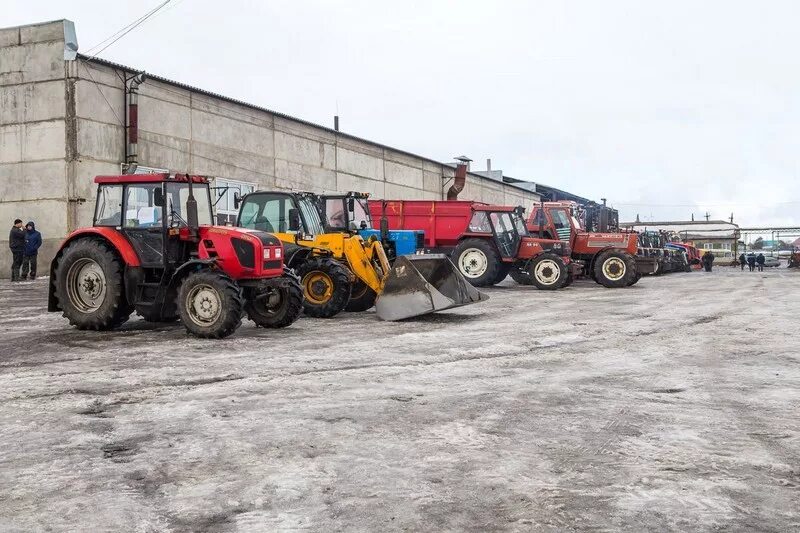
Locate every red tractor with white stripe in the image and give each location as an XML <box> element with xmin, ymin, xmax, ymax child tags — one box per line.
<box><xmin>48</xmin><ymin>174</ymin><xmax>303</xmax><ymax>338</ymax></box>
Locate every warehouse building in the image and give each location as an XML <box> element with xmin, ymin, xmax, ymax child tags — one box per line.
<box><xmin>0</xmin><ymin>19</ymin><xmax>546</xmax><ymax>276</ymax></box>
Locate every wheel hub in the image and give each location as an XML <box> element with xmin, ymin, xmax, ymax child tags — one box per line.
<box><xmin>459</xmin><ymin>249</ymin><xmax>488</xmax><ymax>278</ymax></box>
<box><xmin>303</xmin><ymin>272</ymin><xmax>333</xmax><ymax>304</ymax></box>
<box><xmin>534</xmin><ymin>259</ymin><xmax>560</xmax><ymax>285</ymax></box>
<box><xmin>66</xmin><ymin>258</ymin><xmax>107</xmax><ymax>313</ymax></box>
<box><xmin>602</xmin><ymin>258</ymin><xmax>626</xmax><ymax>280</ymax></box>
<box><xmin>187</xmin><ymin>285</ymin><xmax>222</xmax><ymax>325</ymax></box>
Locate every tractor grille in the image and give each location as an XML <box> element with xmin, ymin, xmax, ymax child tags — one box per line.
<box><xmin>232</xmin><ymin>237</ymin><xmax>256</xmax><ymax>268</ymax></box>
<box><xmin>263</xmin><ymin>260</ymin><xmax>282</xmax><ymax>270</ymax></box>
<box><xmin>556</xmin><ymin>227</ymin><xmax>571</xmax><ymax>242</ymax></box>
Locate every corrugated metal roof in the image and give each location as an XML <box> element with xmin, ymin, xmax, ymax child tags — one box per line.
<box><xmin>78</xmin><ymin>54</ymin><xmax>539</xmax><ymax>197</ymax></box>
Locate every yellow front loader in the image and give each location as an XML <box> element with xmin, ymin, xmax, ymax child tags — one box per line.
<box><xmin>236</xmin><ymin>191</ymin><xmax>487</xmax><ymax>320</ymax></box>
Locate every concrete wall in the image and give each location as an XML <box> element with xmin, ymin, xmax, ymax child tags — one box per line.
<box><xmin>0</xmin><ymin>20</ymin><xmax>72</xmax><ymax>278</ymax></box>
<box><xmin>0</xmin><ymin>18</ymin><xmax>542</xmax><ymax>278</ymax></box>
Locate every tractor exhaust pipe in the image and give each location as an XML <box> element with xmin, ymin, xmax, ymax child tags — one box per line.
<box><xmin>185</xmin><ymin>174</ymin><xmax>199</xmax><ymax>241</ymax></box>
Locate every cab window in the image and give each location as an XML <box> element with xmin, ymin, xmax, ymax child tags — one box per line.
<box><xmin>325</xmin><ymin>198</ymin><xmax>347</xmax><ymax>229</ymax></box>
<box><xmin>551</xmin><ymin>209</ymin><xmax>571</xmax><ymax>229</ymax></box>
<box><xmin>95</xmin><ymin>185</ymin><xmax>123</xmax><ymax>226</ymax></box>
<box><xmin>124</xmin><ymin>184</ymin><xmax>163</xmax><ymax>228</ymax></box>
<box><xmin>468</xmin><ymin>212</ymin><xmax>492</xmax><ymax>232</ymax></box>
<box><xmin>238</xmin><ymin>194</ymin><xmax>293</xmax><ymax>233</ymax></box>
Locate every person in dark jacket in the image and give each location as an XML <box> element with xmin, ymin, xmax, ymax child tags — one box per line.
<box><xmin>701</xmin><ymin>251</ymin><xmax>715</xmax><ymax>272</ymax></box>
<box><xmin>756</xmin><ymin>253</ymin><xmax>766</xmax><ymax>272</ymax></box>
<box><xmin>747</xmin><ymin>253</ymin><xmax>756</xmax><ymax>272</ymax></box>
<box><xmin>21</xmin><ymin>221</ymin><xmax>42</xmax><ymax>280</ymax></box>
<box><xmin>739</xmin><ymin>253</ymin><xmax>746</xmax><ymax>271</ymax></box>
<box><xmin>8</xmin><ymin>219</ymin><xmax>25</xmax><ymax>281</ymax></box>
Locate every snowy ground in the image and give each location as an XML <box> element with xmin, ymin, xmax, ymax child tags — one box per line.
<box><xmin>0</xmin><ymin>268</ymin><xmax>798</xmax><ymax>532</ymax></box>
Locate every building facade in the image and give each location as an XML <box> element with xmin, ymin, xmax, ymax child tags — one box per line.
<box><xmin>0</xmin><ymin>20</ymin><xmax>543</xmax><ymax>276</ymax></box>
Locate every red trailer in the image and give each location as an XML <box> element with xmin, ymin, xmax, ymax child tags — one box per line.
<box><xmin>369</xmin><ymin>200</ymin><xmax>582</xmax><ymax>289</ymax></box>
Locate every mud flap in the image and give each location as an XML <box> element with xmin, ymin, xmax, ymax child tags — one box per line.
<box><xmin>375</xmin><ymin>254</ymin><xmax>488</xmax><ymax>321</ymax></box>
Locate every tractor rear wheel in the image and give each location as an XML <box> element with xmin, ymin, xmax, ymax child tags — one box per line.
<box><xmin>627</xmin><ymin>271</ymin><xmax>643</xmax><ymax>286</ymax></box>
<box><xmin>346</xmin><ymin>281</ymin><xmax>378</xmax><ymax>312</ymax></box>
<box><xmin>492</xmin><ymin>263</ymin><xmax>512</xmax><ymax>284</ymax></box>
<box><xmin>528</xmin><ymin>253</ymin><xmax>568</xmax><ymax>290</ymax></box>
<box><xmin>453</xmin><ymin>238</ymin><xmax>501</xmax><ymax>287</ymax></box>
<box><xmin>244</xmin><ymin>268</ymin><xmax>304</xmax><ymax>328</ymax></box>
<box><xmin>593</xmin><ymin>251</ymin><xmax>636</xmax><ymax>288</ymax></box>
<box><xmin>54</xmin><ymin>238</ymin><xmax>132</xmax><ymax>330</ymax></box>
<box><xmin>297</xmin><ymin>258</ymin><xmax>351</xmax><ymax>318</ymax></box>
<box><xmin>177</xmin><ymin>270</ymin><xmax>243</xmax><ymax>338</ymax></box>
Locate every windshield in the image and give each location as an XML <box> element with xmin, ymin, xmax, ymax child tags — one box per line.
<box><xmin>166</xmin><ymin>183</ymin><xmax>213</xmax><ymax>226</ymax></box>
<box><xmin>323</xmin><ymin>197</ymin><xmax>371</xmax><ymax>231</ymax></box>
<box><xmin>512</xmin><ymin>213</ymin><xmax>529</xmax><ymax>236</ymax></box>
<box><xmin>298</xmin><ymin>197</ymin><xmax>325</xmax><ymax>235</ymax></box>
<box><xmin>551</xmin><ymin>209</ymin><xmax>571</xmax><ymax>229</ymax></box>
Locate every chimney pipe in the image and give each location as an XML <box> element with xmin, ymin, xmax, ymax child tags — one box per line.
<box><xmin>334</xmin><ymin>115</ymin><xmax>339</xmax><ymax>131</ymax></box>
<box><xmin>448</xmin><ymin>156</ymin><xmax>472</xmax><ymax>200</ymax></box>
<box><xmin>487</xmin><ymin>158</ymin><xmax>492</xmax><ymax>174</ymax></box>
<box><xmin>125</xmin><ymin>72</ymin><xmax>147</xmax><ymax>172</ymax></box>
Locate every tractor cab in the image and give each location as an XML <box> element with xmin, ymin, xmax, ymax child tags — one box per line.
<box><xmin>469</xmin><ymin>205</ymin><xmax>570</xmax><ymax>261</ymax></box>
<box><xmin>318</xmin><ymin>192</ymin><xmax>424</xmax><ymax>259</ymax></box>
<box><xmin>527</xmin><ymin>202</ymin><xmax>579</xmax><ymax>244</ymax></box>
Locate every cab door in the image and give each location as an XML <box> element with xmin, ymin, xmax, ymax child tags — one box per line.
<box><xmin>121</xmin><ymin>183</ymin><xmax>166</xmax><ymax>268</ymax></box>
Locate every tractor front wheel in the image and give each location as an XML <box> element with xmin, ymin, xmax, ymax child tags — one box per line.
<box><xmin>528</xmin><ymin>253</ymin><xmax>568</xmax><ymax>290</ymax></box>
<box><xmin>346</xmin><ymin>281</ymin><xmax>378</xmax><ymax>312</ymax></box>
<box><xmin>593</xmin><ymin>251</ymin><xmax>636</xmax><ymax>288</ymax></box>
<box><xmin>297</xmin><ymin>258</ymin><xmax>352</xmax><ymax>318</ymax></box>
<box><xmin>244</xmin><ymin>268</ymin><xmax>304</xmax><ymax>328</ymax></box>
<box><xmin>54</xmin><ymin>238</ymin><xmax>132</xmax><ymax>330</ymax></box>
<box><xmin>453</xmin><ymin>239</ymin><xmax>501</xmax><ymax>287</ymax></box>
<box><xmin>177</xmin><ymin>270</ymin><xmax>243</xmax><ymax>338</ymax></box>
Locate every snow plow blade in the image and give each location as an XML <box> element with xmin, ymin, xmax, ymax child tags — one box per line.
<box><xmin>375</xmin><ymin>254</ymin><xmax>488</xmax><ymax>321</ymax></box>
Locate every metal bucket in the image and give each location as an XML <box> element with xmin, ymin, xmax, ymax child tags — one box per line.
<box><xmin>375</xmin><ymin>254</ymin><xmax>489</xmax><ymax>321</ymax></box>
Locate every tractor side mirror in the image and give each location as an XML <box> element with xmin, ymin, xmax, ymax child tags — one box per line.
<box><xmin>288</xmin><ymin>208</ymin><xmax>301</xmax><ymax>231</ymax></box>
<box><xmin>347</xmin><ymin>197</ymin><xmax>355</xmax><ymax>212</ymax></box>
<box><xmin>233</xmin><ymin>192</ymin><xmax>241</xmax><ymax>210</ymax></box>
<box><xmin>153</xmin><ymin>187</ymin><xmax>164</xmax><ymax>207</ymax></box>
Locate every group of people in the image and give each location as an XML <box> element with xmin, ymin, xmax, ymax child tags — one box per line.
<box><xmin>8</xmin><ymin>219</ymin><xmax>42</xmax><ymax>281</ymax></box>
<box><xmin>739</xmin><ymin>252</ymin><xmax>766</xmax><ymax>272</ymax></box>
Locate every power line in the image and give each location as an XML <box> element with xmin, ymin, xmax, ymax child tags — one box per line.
<box><xmin>84</xmin><ymin>0</ymin><xmax>173</xmax><ymax>57</ymax></box>
<box><xmin>614</xmin><ymin>200</ymin><xmax>800</xmax><ymax>208</ymax></box>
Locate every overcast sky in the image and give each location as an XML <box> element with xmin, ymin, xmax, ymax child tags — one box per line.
<box><xmin>9</xmin><ymin>1</ymin><xmax>800</xmax><ymax>230</ymax></box>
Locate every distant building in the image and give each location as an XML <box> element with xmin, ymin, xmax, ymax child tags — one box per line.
<box><xmin>620</xmin><ymin>220</ymin><xmax>740</xmax><ymax>258</ymax></box>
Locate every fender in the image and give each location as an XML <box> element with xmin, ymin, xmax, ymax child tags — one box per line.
<box><xmin>48</xmin><ymin>228</ymin><xmax>141</xmax><ymax>312</ymax></box>
<box><xmin>169</xmin><ymin>258</ymin><xmax>216</xmax><ymax>289</ymax></box>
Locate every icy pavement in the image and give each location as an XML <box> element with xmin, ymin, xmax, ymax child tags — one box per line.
<box><xmin>0</xmin><ymin>268</ymin><xmax>798</xmax><ymax>532</ymax></box>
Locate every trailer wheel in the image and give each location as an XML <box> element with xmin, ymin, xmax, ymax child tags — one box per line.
<box><xmin>297</xmin><ymin>258</ymin><xmax>351</xmax><ymax>318</ymax></box>
<box><xmin>54</xmin><ymin>238</ymin><xmax>132</xmax><ymax>330</ymax></box>
<box><xmin>178</xmin><ymin>270</ymin><xmax>243</xmax><ymax>338</ymax></box>
<box><xmin>528</xmin><ymin>253</ymin><xmax>568</xmax><ymax>290</ymax></box>
<box><xmin>346</xmin><ymin>281</ymin><xmax>378</xmax><ymax>312</ymax></box>
<box><xmin>593</xmin><ymin>251</ymin><xmax>636</xmax><ymax>288</ymax></box>
<box><xmin>244</xmin><ymin>268</ymin><xmax>304</xmax><ymax>328</ymax></box>
<box><xmin>453</xmin><ymin>239</ymin><xmax>501</xmax><ymax>287</ymax></box>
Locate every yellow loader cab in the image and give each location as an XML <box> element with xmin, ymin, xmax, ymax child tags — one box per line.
<box><xmin>236</xmin><ymin>191</ymin><xmax>389</xmax><ymax>318</ymax></box>
<box><xmin>236</xmin><ymin>191</ymin><xmax>488</xmax><ymax>321</ymax></box>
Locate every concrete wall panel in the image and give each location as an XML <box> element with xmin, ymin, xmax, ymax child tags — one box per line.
<box><xmin>75</xmin><ymin>79</ymin><xmax>123</xmax><ymax>125</ymax></box>
<box><xmin>138</xmin><ymin>134</ymin><xmax>190</xmax><ymax>173</ymax></box>
<box><xmin>19</xmin><ymin>21</ymin><xmax>65</xmax><ymax>44</ymax></box>
<box><xmin>190</xmin><ymin>109</ymin><xmax>273</xmax><ymax>157</ymax></box>
<box><xmin>274</xmin><ymin>116</ymin><xmax>336</xmax><ymax>144</ymax></box>
<box><xmin>423</xmin><ymin>170</ymin><xmax>442</xmax><ymax>194</ymax></box>
<box><xmin>336</xmin><ymin>147</ymin><xmax>384</xmax><ymax>180</ymax></box>
<box><xmin>0</xmin><ymin>42</ymin><xmax>66</xmax><ymax>85</ymax></box>
<box><xmin>1</xmin><ymin>80</ymin><xmax>65</xmax><ymax>124</ymax></box>
<box><xmin>139</xmin><ymin>94</ymin><xmax>191</xmax><ymax>139</ymax></box>
<box><xmin>336</xmin><ymin>172</ymin><xmax>384</xmax><ymax>198</ymax></box>
<box><xmin>191</xmin><ymin>140</ymin><xmax>274</xmax><ymax>182</ymax></box>
<box><xmin>275</xmin><ymin>159</ymin><xmax>336</xmax><ymax>191</ymax></box>
<box><xmin>274</xmin><ymin>131</ymin><xmax>326</xmax><ymax>168</ymax></box>
<box><xmin>0</xmin><ymin>160</ymin><xmax>66</xmax><ymax>202</ymax></box>
<box><xmin>76</xmin><ymin>119</ymin><xmax>123</xmax><ymax>163</ymax></box>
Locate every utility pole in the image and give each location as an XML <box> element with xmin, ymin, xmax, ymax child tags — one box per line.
<box><xmin>705</xmin><ymin>212</ymin><xmax>710</xmax><ymax>221</ymax></box>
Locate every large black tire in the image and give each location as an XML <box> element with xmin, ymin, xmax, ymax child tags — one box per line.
<box><xmin>626</xmin><ymin>271</ymin><xmax>643</xmax><ymax>287</ymax></box>
<box><xmin>177</xmin><ymin>270</ymin><xmax>243</xmax><ymax>338</ymax></box>
<box><xmin>509</xmin><ymin>267</ymin><xmax>534</xmax><ymax>285</ymax></box>
<box><xmin>244</xmin><ymin>268</ymin><xmax>304</xmax><ymax>328</ymax></box>
<box><xmin>452</xmin><ymin>238</ymin><xmax>501</xmax><ymax>287</ymax></box>
<box><xmin>54</xmin><ymin>238</ymin><xmax>132</xmax><ymax>330</ymax></box>
<box><xmin>562</xmin><ymin>274</ymin><xmax>575</xmax><ymax>287</ymax></box>
<box><xmin>593</xmin><ymin>251</ymin><xmax>636</xmax><ymax>288</ymax></box>
<box><xmin>297</xmin><ymin>257</ymin><xmax>352</xmax><ymax>318</ymax></box>
<box><xmin>492</xmin><ymin>263</ymin><xmax>512</xmax><ymax>284</ymax></box>
<box><xmin>346</xmin><ymin>281</ymin><xmax>378</xmax><ymax>312</ymax></box>
<box><xmin>527</xmin><ymin>253</ymin><xmax>568</xmax><ymax>290</ymax></box>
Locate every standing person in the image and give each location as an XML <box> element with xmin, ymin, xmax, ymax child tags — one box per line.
<box><xmin>8</xmin><ymin>219</ymin><xmax>25</xmax><ymax>281</ymax></box>
<box><xmin>747</xmin><ymin>254</ymin><xmax>756</xmax><ymax>272</ymax></box>
<box><xmin>756</xmin><ymin>253</ymin><xmax>765</xmax><ymax>272</ymax></box>
<box><xmin>739</xmin><ymin>253</ymin><xmax>746</xmax><ymax>271</ymax></box>
<box><xmin>21</xmin><ymin>221</ymin><xmax>41</xmax><ymax>280</ymax></box>
<box><xmin>702</xmin><ymin>251</ymin><xmax>714</xmax><ymax>272</ymax></box>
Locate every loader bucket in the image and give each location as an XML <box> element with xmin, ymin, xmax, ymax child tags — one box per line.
<box><xmin>375</xmin><ymin>254</ymin><xmax>488</xmax><ymax>321</ymax></box>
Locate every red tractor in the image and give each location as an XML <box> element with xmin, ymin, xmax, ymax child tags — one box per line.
<box><xmin>527</xmin><ymin>201</ymin><xmax>658</xmax><ymax>287</ymax></box>
<box><xmin>48</xmin><ymin>174</ymin><xmax>304</xmax><ymax>338</ymax></box>
<box><xmin>370</xmin><ymin>200</ymin><xmax>581</xmax><ymax>289</ymax></box>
